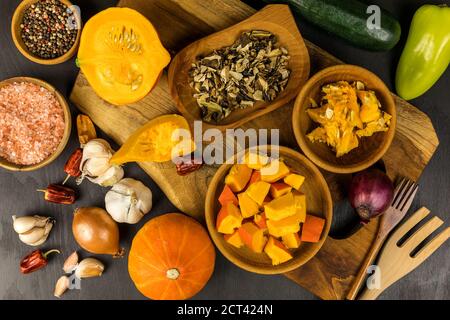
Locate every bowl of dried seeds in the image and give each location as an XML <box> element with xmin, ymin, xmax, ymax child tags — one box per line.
<box><xmin>11</xmin><ymin>0</ymin><xmax>81</xmax><ymax>65</ymax></box>
<box><xmin>168</xmin><ymin>5</ymin><xmax>310</xmax><ymax>130</ymax></box>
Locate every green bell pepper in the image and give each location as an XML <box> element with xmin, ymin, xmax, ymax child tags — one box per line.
<box><xmin>396</xmin><ymin>4</ymin><xmax>450</xmax><ymax>101</ymax></box>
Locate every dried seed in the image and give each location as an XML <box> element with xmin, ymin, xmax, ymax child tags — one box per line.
<box><xmin>325</xmin><ymin>108</ymin><xmax>334</xmax><ymax>119</ymax></box>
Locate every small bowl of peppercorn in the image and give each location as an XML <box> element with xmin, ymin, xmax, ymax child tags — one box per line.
<box><xmin>11</xmin><ymin>0</ymin><xmax>81</xmax><ymax>65</ymax></box>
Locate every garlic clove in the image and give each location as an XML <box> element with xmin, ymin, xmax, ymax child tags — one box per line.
<box><xmin>82</xmin><ymin>139</ymin><xmax>113</xmax><ymax>158</ymax></box>
<box><xmin>75</xmin><ymin>258</ymin><xmax>104</xmax><ymax>279</ymax></box>
<box><xmin>54</xmin><ymin>275</ymin><xmax>70</xmax><ymax>298</ymax></box>
<box><xmin>83</xmin><ymin>157</ymin><xmax>112</xmax><ymax>177</ymax></box>
<box><xmin>13</xmin><ymin>215</ymin><xmax>35</xmax><ymax>234</ymax></box>
<box><xmin>28</xmin><ymin>234</ymin><xmax>50</xmax><ymax>246</ymax></box>
<box><xmin>126</xmin><ymin>206</ymin><xmax>145</xmax><ymax>225</ymax></box>
<box><xmin>80</xmin><ymin>139</ymin><xmax>124</xmax><ymax>187</ymax></box>
<box><xmin>31</xmin><ymin>219</ymin><xmax>54</xmax><ymax>246</ymax></box>
<box><xmin>136</xmin><ymin>190</ymin><xmax>152</xmax><ymax>215</ymax></box>
<box><xmin>124</xmin><ymin>178</ymin><xmax>153</xmax><ymax>214</ymax></box>
<box><xmin>63</xmin><ymin>251</ymin><xmax>79</xmax><ymax>274</ymax></box>
<box><xmin>12</xmin><ymin>215</ymin><xmax>51</xmax><ymax>234</ymax></box>
<box><xmin>90</xmin><ymin>165</ymin><xmax>124</xmax><ymax>187</ymax></box>
<box><xmin>19</xmin><ymin>227</ymin><xmax>47</xmax><ymax>245</ymax></box>
<box><xmin>80</xmin><ymin>139</ymin><xmax>114</xmax><ymax>177</ymax></box>
<box><xmin>18</xmin><ymin>219</ymin><xmax>54</xmax><ymax>246</ymax></box>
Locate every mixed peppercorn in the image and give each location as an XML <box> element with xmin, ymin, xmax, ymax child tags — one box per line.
<box><xmin>20</xmin><ymin>0</ymin><xmax>78</xmax><ymax>59</ymax></box>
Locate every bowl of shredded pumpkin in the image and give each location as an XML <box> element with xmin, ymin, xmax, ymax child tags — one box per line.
<box><xmin>292</xmin><ymin>65</ymin><xmax>396</xmax><ymax>174</ymax></box>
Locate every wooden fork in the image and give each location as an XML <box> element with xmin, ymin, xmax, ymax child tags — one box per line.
<box><xmin>359</xmin><ymin>207</ymin><xmax>450</xmax><ymax>300</ymax></box>
<box><xmin>346</xmin><ymin>178</ymin><xmax>419</xmax><ymax>300</ymax></box>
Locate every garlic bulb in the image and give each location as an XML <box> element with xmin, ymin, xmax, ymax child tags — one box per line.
<box><xmin>80</xmin><ymin>139</ymin><xmax>124</xmax><ymax>187</ymax></box>
<box><xmin>105</xmin><ymin>178</ymin><xmax>152</xmax><ymax>224</ymax></box>
<box><xmin>12</xmin><ymin>215</ymin><xmax>54</xmax><ymax>246</ymax></box>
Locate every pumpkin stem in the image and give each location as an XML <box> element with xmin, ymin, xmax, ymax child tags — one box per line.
<box><xmin>166</xmin><ymin>268</ymin><xmax>180</xmax><ymax>280</ymax></box>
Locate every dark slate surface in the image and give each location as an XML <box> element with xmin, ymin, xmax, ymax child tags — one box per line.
<box><xmin>0</xmin><ymin>0</ymin><xmax>448</xmax><ymax>300</ymax></box>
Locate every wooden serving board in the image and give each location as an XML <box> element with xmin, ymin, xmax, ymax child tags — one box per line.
<box><xmin>70</xmin><ymin>0</ymin><xmax>439</xmax><ymax>299</ymax></box>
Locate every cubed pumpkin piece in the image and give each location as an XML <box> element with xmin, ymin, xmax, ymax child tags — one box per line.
<box><xmin>224</xmin><ymin>230</ymin><xmax>243</xmax><ymax>248</ymax></box>
<box><xmin>246</xmin><ymin>181</ymin><xmax>271</xmax><ymax>206</ymax></box>
<box><xmin>266</xmin><ymin>213</ymin><xmax>303</xmax><ymax>237</ymax></box>
<box><xmin>301</xmin><ymin>214</ymin><xmax>325</xmax><ymax>243</ymax></box>
<box><xmin>218</xmin><ymin>185</ymin><xmax>238</xmax><ymax>206</ymax></box>
<box><xmin>270</xmin><ymin>182</ymin><xmax>292</xmax><ymax>199</ymax></box>
<box><xmin>264</xmin><ymin>237</ymin><xmax>293</xmax><ymax>265</ymax></box>
<box><xmin>282</xmin><ymin>233</ymin><xmax>301</xmax><ymax>249</ymax></box>
<box><xmin>238</xmin><ymin>192</ymin><xmax>260</xmax><ymax>218</ymax></box>
<box><xmin>262</xmin><ymin>195</ymin><xmax>272</xmax><ymax>206</ymax></box>
<box><xmin>243</xmin><ymin>151</ymin><xmax>270</xmax><ymax>170</ymax></box>
<box><xmin>225</xmin><ymin>164</ymin><xmax>252</xmax><ymax>193</ymax></box>
<box><xmin>248</xmin><ymin>170</ymin><xmax>261</xmax><ymax>185</ymax></box>
<box><xmin>238</xmin><ymin>222</ymin><xmax>267</xmax><ymax>253</ymax></box>
<box><xmin>254</xmin><ymin>213</ymin><xmax>267</xmax><ymax>229</ymax></box>
<box><xmin>260</xmin><ymin>159</ymin><xmax>290</xmax><ymax>183</ymax></box>
<box><xmin>293</xmin><ymin>191</ymin><xmax>306</xmax><ymax>223</ymax></box>
<box><xmin>216</xmin><ymin>202</ymin><xmax>243</xmax><ymax>234</ymax></box>
<box><xmin>284</xmin><ymin>173</ymin><xmax>305</xmax><ymax>190</ymax></box>
<box><xmin>264</xmin><ymin>192</ymin><xmax>296</xmax><ymax>221</ymax></box>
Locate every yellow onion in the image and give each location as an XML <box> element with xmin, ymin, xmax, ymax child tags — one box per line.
<box><xmin>72</xmin><ymin>207</ymin><xmax>124</xmax><ymax>257</ymax></box>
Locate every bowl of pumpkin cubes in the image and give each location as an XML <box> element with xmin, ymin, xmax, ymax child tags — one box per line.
<box><xmin>205</xmin><ymin>146</ymin><xmax>333</xmax><ymax>274</ymax></box>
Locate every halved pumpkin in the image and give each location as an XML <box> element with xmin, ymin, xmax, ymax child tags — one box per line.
<box><xmin>77</xmin><ymin>8</ymin><xmax>170</xmax><ymax>105</ymax></box>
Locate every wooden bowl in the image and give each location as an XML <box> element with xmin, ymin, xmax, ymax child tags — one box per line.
<box><xmin>11</xmin><ymin>0</ymin><xmax>81</xmax><ymax>65</ymax></box>
<box><xmin>205</xmin><ymin>146</ymin><xmax>333</xmax><ymax>274</ymax></box>
<box><xmin>292</xmin><ymin>65</ymin><xmax>397</xmax><ymax>174</ymax></box>
<box><xmin>0</xmin><ymin>77</ymin><xmax>72</xmax><ymax>171</ymax></box>
<box><xmin>168</xmin><ymin>4</ymin><xmax>310</xmax><ymax>131</ymax></box>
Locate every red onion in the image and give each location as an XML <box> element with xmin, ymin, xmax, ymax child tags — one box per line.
<box><xmin>349</xmin><ymin>169</ymin><xmax>394</xmax><ymax>222</ymax></box>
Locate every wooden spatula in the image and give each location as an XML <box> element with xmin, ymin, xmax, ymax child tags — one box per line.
<box><xmin>358</xmin><ymin>207</ymin><xmax>450</xmax><ymax>300</ymax></box>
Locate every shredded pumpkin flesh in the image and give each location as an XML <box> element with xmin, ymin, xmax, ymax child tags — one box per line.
<box><xmin>306</xmin><ymin>81</ymin><xmax>391</xmax><ymax>157</ymax></box>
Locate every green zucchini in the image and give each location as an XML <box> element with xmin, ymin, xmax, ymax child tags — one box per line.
<box><xmin>263</xmin><ymin>0</ymin><xmax>401</xmax><ymax>51</ymax></box>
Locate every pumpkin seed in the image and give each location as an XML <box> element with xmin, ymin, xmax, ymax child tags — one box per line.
<box><xmin>107</xmin><ymin>26</ymin><xmax>142</xmax><ymax>55</ymax></box>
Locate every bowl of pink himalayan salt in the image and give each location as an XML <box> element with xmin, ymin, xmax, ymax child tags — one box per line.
<box><xmin>0</xmin><ymin>77</ymin><xmax>71</xmax><ymax>171</ymax></box>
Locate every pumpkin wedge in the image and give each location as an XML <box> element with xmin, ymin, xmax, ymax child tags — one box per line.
<box><xmin>110</xmin><ymin>114</ymin><xmax>195</xmax><ymax>164</ymax></box>
<box><xmin>77</xmin><ymin>8</ymin><xmax>170</xmax><ymax>105</ymax></box>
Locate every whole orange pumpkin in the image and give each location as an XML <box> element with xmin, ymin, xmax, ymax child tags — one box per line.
<box><xmin>128</xmin><ymin>213</ymin><xmax>216</xmax><ymax>300</ymax></box>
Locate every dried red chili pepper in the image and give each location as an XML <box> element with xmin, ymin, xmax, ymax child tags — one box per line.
<box><xmin>37</xmin><ymin>184</ymin><xmax>76</xmax><ymax>204</ymax></box>
<box><xmin>20</xmin><ymin>249</ymin><xmax>60</xmax><ymax>274</ymax></box>
<box><xmin>62</xmin><ymin>148</ymin><xmax>83</xmax><ymax>184</ymax></box>
<box><xmin>175</xmin><ymin>154</ymin><xmax>203</xmax><ymax>176</ymax></box>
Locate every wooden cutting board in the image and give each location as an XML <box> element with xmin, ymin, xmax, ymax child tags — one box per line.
<box><xmin>70</xmin><ymin>0</ymin><xmax>439</xmax><ymax>300</ymax></box>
